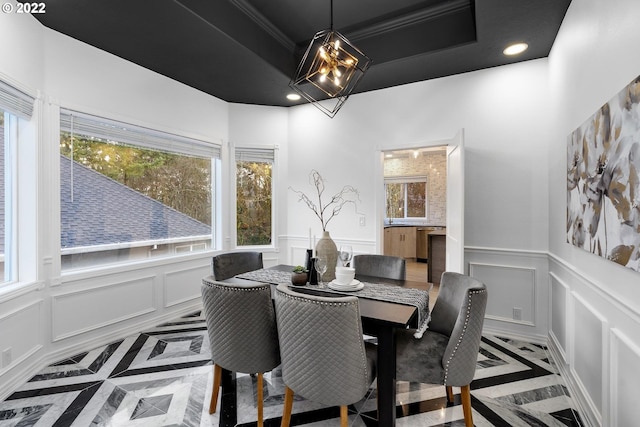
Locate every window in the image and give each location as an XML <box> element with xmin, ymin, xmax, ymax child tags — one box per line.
<box><xmin>235</xmin><ymin>147</ymin><xmax>275</xmax><ymax>246</ymax></box>
<box><xmin>0</xmin><ymin>80</ymin><xmax>35</xmax><ymax>284</ymax></box>
<box><xmin>60</xmin><ymin>110</ymin><xmax>220</xmax><ymax>270</ymax></box>
<box><xmin>0</xmin><ymin>109</ymin><xmax>8</xmax><ymax>283</ymax></box>
<box><xmin>385</xmin><ymin>177</ymin><xmax>427</xmax><ymax>220</ymax></box>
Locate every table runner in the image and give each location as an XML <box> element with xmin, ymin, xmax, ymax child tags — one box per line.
<box><xmin>236</xmin><ymin>268</ymin><xmax>430</xmax><ymax>338</ymax></box>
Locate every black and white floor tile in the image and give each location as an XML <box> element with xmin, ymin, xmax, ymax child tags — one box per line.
<box><xmin>0</xmin><ymin>313</ymin><xmax>582</xmax><ymax>426</ymax></box>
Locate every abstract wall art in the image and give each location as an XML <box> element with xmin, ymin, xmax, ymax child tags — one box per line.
<box><xmin>567</xmin><ymin>75</ymin><xmax>640</xmax><ymax>272</ymax></box>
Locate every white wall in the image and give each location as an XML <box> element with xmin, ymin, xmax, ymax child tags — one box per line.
<box><xmin>286</xmin><ymin>58</ymin><xmax>553</xmax><ymax>340</ymax></box>
<box><xmin>0</xmin><ymin>8</ymin><xmax>230</xmax><ymax>398</ymax></box>
<box><xmin>547</xmin><ymin>0</ymin><xmax>640</xmax><ymax>425</ymax></box>
<box><xmin>4</xmin><ymin>4</ymin><xmax>637</xmax><ymax>424</ymax></box>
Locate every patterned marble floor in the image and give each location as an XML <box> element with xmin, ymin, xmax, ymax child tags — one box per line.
<box><xmin>0</xmin><ymin>312</ymin><xmax>583</xmax><ymax>426</ymax></box>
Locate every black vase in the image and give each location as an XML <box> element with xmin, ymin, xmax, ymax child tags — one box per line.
<box><xmin>305</xmin><ymin>249</ymin><xmax>318</xmax><ymax>285</ymax></box>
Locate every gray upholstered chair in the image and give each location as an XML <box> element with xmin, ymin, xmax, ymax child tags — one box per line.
<box><xmin>351</xmin><ymin>254</ymin><xmax>406</xmax><ymax>280</ymax></box>
<box><xmin>211</xmin><ymin>251</ymin><xmax>263</xmax><ymax>280</ymax></box>
<box><xmin>201</xmin><ymin>277</ymin><xmax>280</xmax><ymax>426</ymax></box>
<box><xmin>274</xmin><ymin>284</ymin><xmax>376</xmax><ymax>427</ymax></box>
<box><xmin>395</xmin><ymin>272</ymin><xmax>487</xmax><ymax>427</ymax></box>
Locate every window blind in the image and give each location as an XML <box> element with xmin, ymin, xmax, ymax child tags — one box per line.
<box><xmin>235</xmin><ymin>147</ymin><xmax>275</xmax><ymax>163</ymax></box>
<box><xmin>0</xmin><ymin>79</ymin><xmax>35</xmax><ymax>120</ymax></box>
<box><xmin>60</xmin><ymin>109</ymin><xmax>221</xmax><ymax>158</ymax></box>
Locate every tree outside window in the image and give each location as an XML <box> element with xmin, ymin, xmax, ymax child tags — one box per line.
<box><xmin>236</xmin><ymin>160</ymin><xmax>272</xmax><ymax>246</ymax></box>
<box><xmin>60</xmin><ymin>134</ymin><xmax>212</xmax><ymax>225</ymax></box>
<box><xmin>385</xmin><ymin>178</ymin><xmax>427</xmax><ymax>220</ymax></box>
<box><xmin>59</xmin><ymin>111</ymin><xmax>217</xmax><ymax>270</ymax></box>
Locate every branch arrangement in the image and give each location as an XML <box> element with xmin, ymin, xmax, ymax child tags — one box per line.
<box><xmin>289</xmin><ymin>170</ymin><xmax>361</xmax><ymax>231</ymax></box>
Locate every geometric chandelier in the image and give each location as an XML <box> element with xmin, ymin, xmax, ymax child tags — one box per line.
<box><xmin>289</xmin><ymin>1</ymin><xmax>372</xmax><ymax>118</ymax></box>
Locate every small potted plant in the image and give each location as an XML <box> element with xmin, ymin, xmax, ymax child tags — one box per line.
<box><xmin>291</xmin><ymin>265</ymin><xmax>308</xmax><ymax>286</ymax></box>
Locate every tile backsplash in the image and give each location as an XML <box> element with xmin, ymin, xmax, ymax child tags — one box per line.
<box><xmin>384</xmin><ymin>151</ymin><xmax>447</xmax><ymax>226</ymax></box>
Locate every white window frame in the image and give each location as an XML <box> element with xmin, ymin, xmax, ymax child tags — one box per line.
<box><xmin>59</xmin><ymin>109</ymin><xmax>221</xmax><ymax>269</ymax></box>
<box><xmin>2</xmin><ymin>111</ymin><xmax>17</xmax><ymax>283</ymax></box>
<box><xmin>384</xmin><ymin>176</ymin><xmax>429</xmax><ymax>221</ymax></box>
<box><xmin>232</xmin><ymin>145</ymin><xmax>278</xmax><ymax>250</ymax></box>
<box><xmin>0</xmin><ymin>77</ymin><xmax>36</xmax><ymax>288</ymax></box>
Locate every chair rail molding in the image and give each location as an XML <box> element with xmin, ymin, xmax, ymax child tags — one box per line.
<box><xmin>548</xmin><ymin>252</ymin><xmax>640</xmax><ymax>323</ymax></box>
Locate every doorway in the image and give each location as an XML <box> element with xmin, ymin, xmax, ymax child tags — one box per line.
<box><xmin>376</xmin><ymin>130</ymin><xmax>465</xmax><ymax>282</ymax></box>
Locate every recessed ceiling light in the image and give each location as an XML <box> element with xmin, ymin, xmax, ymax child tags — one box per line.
<box><xmin>503</xmin><ymin>42</ymin><xmax>528</xmax><ymax>56</ymax></box>
<box><xmin>286</xmin><ymin>93</ymin><xmax>301</xmax><ymax>101</ymax></box>
<box><xmin>385</xmin><ymin>153</ymin><xmax>393</xmax><ymax>158</ymax></box>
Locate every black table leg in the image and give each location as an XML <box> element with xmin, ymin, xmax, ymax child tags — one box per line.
<box><xmin>376</xmin><ymin>325</ymin><xmax>397</xmax><ymax>426</ymax></box>
<box><xmin>220</xmin><ymin>368</ymin><xmax>237</xmax><ymax>427</ymax></box>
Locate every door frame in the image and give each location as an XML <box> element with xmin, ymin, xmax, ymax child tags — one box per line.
<box><xmin>375</xmin><ymin>130</ymin><xmax>465</xmax><ymax>272</ymax></box>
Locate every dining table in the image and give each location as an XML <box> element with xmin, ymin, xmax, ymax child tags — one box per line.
<box><xmin>217</xmin><ymin>264</ymin><xmax>431</xmax><ymax>427</ymax></box>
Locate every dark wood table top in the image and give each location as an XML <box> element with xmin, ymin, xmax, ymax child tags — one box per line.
<box><xmin>260</xmin><ymin>265</ymin><xmax>426</xmax><ymax>330</ymax></box>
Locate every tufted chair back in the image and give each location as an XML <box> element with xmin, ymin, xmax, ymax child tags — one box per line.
<box><xmin>201</xmin><ymin>276</ymin><xmax>279</xmax><ymax>425</ymax></box>
<box><xmin>274</xmin><ymin>284</ymin><xmax>376</xmax><ymax>427</ymax></box>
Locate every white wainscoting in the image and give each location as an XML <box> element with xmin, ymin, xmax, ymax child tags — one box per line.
<box><xmin>0</xmin><ymin>255</ymin><xmax>213</xmax><ymax>400</ymax></box>
<box><xmin>609</xmin><ymin>328</ymin><xmax>640</xmax><ymax>427</ymax></box>
<box><xmin>163</xmin><ymin>264</ymin><xmax>211</xmax><ymax>308</ymax></box>
<box><xmin>470</xmin><ymin>263</ymin><xmax>536</xmax><ymax>326</ymax></box>
<box><xmin>51</xmin><ymin>275</ymin><xmax>157</xmax><ymax>341</ymax></box>
<box><xmin>549</xmin><ymin>272</ymin><xmax>569</xmax><ymax>364</ymax></box>
<box><xmin>0</xmin><ymin>297</ymin><xmax>44</xmax><ymax>400</ymax></box>
<box><xmin>465</xmin><ymin>247</ymin><xmax>549</xmax><ymax>342</ymax></box>
<box><xmin>548</xmin><ymin>254</ymin><xmax>640</xmax><ymax>427</ymax></box>
<box><xmin>570</xmin><ymin>291</ymin><xmax>606</xmax><ymax>420</ymax></box>
<box><xmin>0</xmin><ymin>299</ymin><xmax>43</xmax><ymax>371</ymax></box>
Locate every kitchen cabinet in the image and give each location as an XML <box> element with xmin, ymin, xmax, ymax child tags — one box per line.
<box><xmin>427</xmin><ymin>230</ymin><xmax>446</xmax><ymax>284</ymax></box>
<box><xmin>383</xmin><ymin>226</ymin><xmax>416</xmax><ymax>259</ymax></box>
<box><xmin>416</xmin><ymin>227</ymin><xmax>436</xmax><ymax>261</ymax></box>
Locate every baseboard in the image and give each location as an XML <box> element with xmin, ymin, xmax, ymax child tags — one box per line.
<box><xmin>482</xmin><ymin>325</ymin><xmax>547</xmax><ymax>345</ymax></box>
<box><xmin>0</xmin><ymin>350</ymin><xmax>47</xmax><ymax>401</ymax></box>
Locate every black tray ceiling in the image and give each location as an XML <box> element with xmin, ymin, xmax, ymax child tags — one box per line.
<box><xmin>26</xmin><ymin>0</ymin><xmax>571</xmax><ymax>107</ymax></box>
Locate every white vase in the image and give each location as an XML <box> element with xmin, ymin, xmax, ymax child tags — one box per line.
<box><xmin>315</xmin><ymin>231</ymin><xmax>338</xmax><ymax>281</ymax></box>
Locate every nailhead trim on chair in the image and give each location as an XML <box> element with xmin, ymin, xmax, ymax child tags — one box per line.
<box><xmin>442</xmin><ymin>289</ymin><xmax>487</xmax><ymax>385</ymax></box>
<box><xmin>203</xmin><ymin>281</ymin><xmax>271</xmax><ymax>293</ymax></box>
<box><xmin>280</xmin><ymin>291</ymin><xmax>359</xmax><ymax>307</ymax></box>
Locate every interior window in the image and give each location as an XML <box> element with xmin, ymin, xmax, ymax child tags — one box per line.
<box><xmin>59</xmin><ymin>111</ymin><xmax>219</xmax><ymax>270</ymax></box>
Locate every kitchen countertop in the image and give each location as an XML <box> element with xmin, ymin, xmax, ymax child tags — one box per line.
<box><xmin>384</xmin><ymin>224</ymin><xmax>445</xmax><ymax>228</ymax></box>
